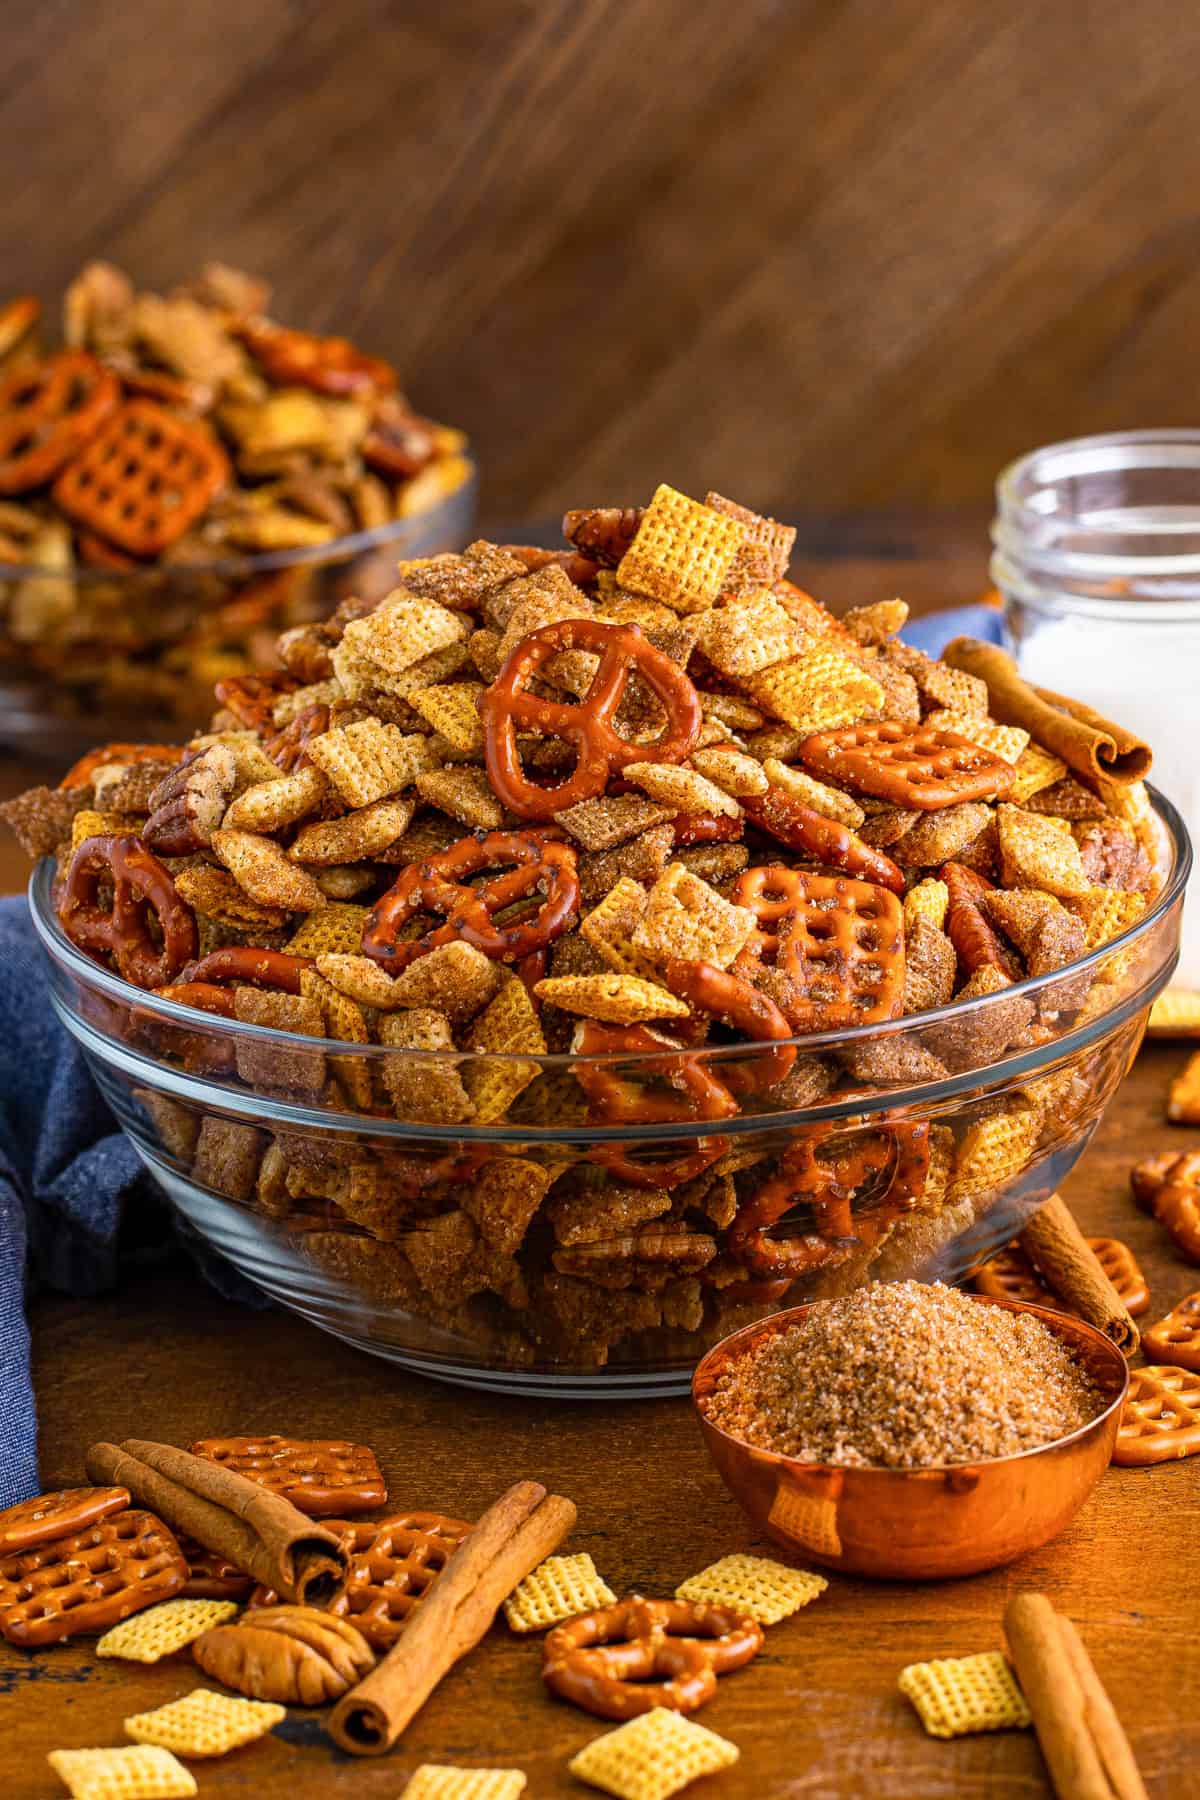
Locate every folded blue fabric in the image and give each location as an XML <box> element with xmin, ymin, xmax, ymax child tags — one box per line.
<box><xmin>0</xmin><ymin>895</ymin><xmax>260</xmax><ymax>1507</ymax></box>
<box><xmin>901</xmin><ymin>601</ymin><xmax>1005</xmax><ymax>658</ymax></box>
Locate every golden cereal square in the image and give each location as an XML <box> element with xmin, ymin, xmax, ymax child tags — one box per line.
<box><xmin>616</xmin><ymin>484</ymin><xmax>746</xmax><ymax>614</ymax></box>
<box><xmin>401</xmin><ymin>1769</ymin><xmax>527</xmax><ymax>1800</ymax></box>
<box><xmin>463</xmin><ymin>974</ymin><xmax>546</xmax><ymax>1122</ymax></box>
<box><xmin>675</xmin><ymin>1552</ymin><xmax>827</xmax><ymax>1624</ymax></box>
<box><xmin>288</xmin><ymin>797</ymin><xmax>415</xmax><ymax>866</ymax></box>
<box><xmin>307</xmin><ymin>719</ymin><xmax>439</xmax><ymax>807</ymax></box>
<box><xmin>1007</xmin><ymin>742</ymin><xmax>1069</xmax><ymax>805</ymax></box>
<box><xmin>580</xmin><ymin>878</ymin><xmax>659</xmax><ymax>980</ymax></box>
<box><xmin>759</xmin><ymin>758</ymin><xmax>863</xmax><ymax>826</ymax></box>
<box><xmin>1075</xmin><ymin>887</ymin><xmax>1146</xmax><ymax>951</ymax></box>
<box><xmin>689</xmin><ymin>746</ymin><xmax>768</xmax><ymax>798</ymax></box>
<box><xmin>409</xmin><ymin>681</ymin><xmax>487</xmax><ymax>754</ymax></box>
<box><xmin>286</xmin><ymin>902</ymin><xmax>371</xmax><ymax>957</ymax></box>
<box><xmin>952</xmin><ymin>1102</ymin><xmax>1042</xmax><ymax>1200</ymax></box>
<box><xmin>502</xmin><ymin>1552</ymin><xmax>617</xmax><ymax>1632</ymax></box>
<box><xmin>997</xmin><ymin>803</ymin><xmax>1091</xmax><ymax>897</ymax></box>
<box><xmin>379</xmin><ymin>1009</ymin><xmax>475</xmax><ymax>1124</ymax></box>
<box><xmin>747</xmin><ymin>644</ymin><xmax>884</xmax><ymax>735</ymax></box>
<box><xmin>555</xmin><ymin>794</ymin><xmax>674</xmax><ymax>852</ymax></box>
<box><xmin>923</xmin><ymin>709</ymin><xmax>1030</xmax><ymax>766</ymax></box>
<box><xmin>340</xmin><ymin>592</ymin><xmax>468</xmax><ymax>676</ymax></box>
<box><xmin>568</xmin><ymin>1708</ymin><xmax>739</xmax><ymax>1800</ymax></box>
<box><xmin>623</xmin><ymin>760</ymin><xmax>741</xmax><ymax>819</ymax></box>
<box><xmin>222</xmin><ymin>764</ymin><xmax>327</xmax><ymax>832</ymax></box>
<box><xmin>695</xmin><ymin>593</ymin><xmax>804</xmax><ymax>679</ymax></box>
<box><xmin>903</xmin><ymin>878</ymin><xmax>950</xmax><ymax>933</ymax></box>
<box><xmin>415</xmin><ymin>765</ymin><xmax>505</xmax><ymax>829</ymax></box>
<box><xmin>898</xmin><ymin>1652</ymin><xmax>1031</xmax><ymax>1739</ymax></box>
<box><xmin>1148</xmin><ymin>988</ymin><xmax>1200</xmax><ymax>1037</ymax></box>
<box><xmin>632</xmin><ymin>862</ymin><xmax>756</xmax><ymax>971</ymax></box>
<box><xmin>211</xmin><ymin>828</ymin><xmax>326</xmax><ymax>912</ymax></box>
<box><xmin>124</xmin><ymin>1688</ymin><xmax>285</xmax><ymax>1757</ymax></box>
<box><xmin>48</xmin><ymin>1745</ymin><xmax>197</xmax><ymax>1800</ymax></box>
<box><xmin>72</xmin><ymin>809</ymin><xmax>140</xmax><ymax>850</ymax></box>
<box><xmin>96</xmin><ymin>1597</ymin><xmax>238</xmax><ymax>1663</ymax></box>
<box><xmin>534</xmin><ymin>972</ymin><xmax>689</xmax><ymax>1025</ymax></box>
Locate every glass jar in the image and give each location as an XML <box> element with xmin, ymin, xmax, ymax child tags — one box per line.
<box><xmin>992</xmin><ymin>430</ymin><xmax>1200</xmax><ymax>993</ymax></box>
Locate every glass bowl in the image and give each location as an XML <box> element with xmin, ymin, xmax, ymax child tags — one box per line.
<box><xmin>28</xmin><ymin>790</ymin><xmax>1189</xmax><ymax>1398</ymax></box>
<box><xmin>692</xmin><ymin>1296</ymin><xmax>1129</xmax><ymax>1578</ymax></box>
<box><xmin>0</xmin><ymin>462</ymin><xmax>476</xmax><ymax>758</ymax></box>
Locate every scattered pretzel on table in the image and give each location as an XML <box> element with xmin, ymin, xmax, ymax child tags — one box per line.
<box><xmin>1113</xmin><ymin>1365</ymin><xmax>1200</xmax><ymax>1465</ymax></box>
<box><xmin>190</xmin><ymin>1436</ymin><xmax>387</xmax><ymax>1517</ymax></box>
<box><xmin>542</xmin><ymin>1595</ymin><xmax>763</xmax><ymax>1718</ymax></box>
<box><xmin>0</xmin><ymin>1509</ymin><xmax>187</xmax><ymax>1647</ymax></box>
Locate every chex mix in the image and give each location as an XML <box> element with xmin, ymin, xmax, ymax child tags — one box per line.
<box><xmin>1</xmin><ymin>482</ymin><xmax>1166</xmax><ymax>1368</ymax></box>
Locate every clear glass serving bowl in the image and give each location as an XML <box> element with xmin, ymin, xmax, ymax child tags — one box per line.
<box><xmin>29</xmin><ymin>790</ymin><xmax>1189</xmax><ymax>1397</ymax></box>
<box><xmin>0</xmin><ymin>463</ymin><xmax>476</xmax><ymax>757</ymax></box>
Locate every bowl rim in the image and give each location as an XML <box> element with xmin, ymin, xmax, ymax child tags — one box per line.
<box><xmin>0</xmin><ymin>458</ymin><xmax>476</xmax><ymax>585</ymax></box>
<box><xmin>28</xmin><ymin>783</ymin><xmax>1188</xmax><ymax>1097</ymax></box>
<box><xmin>691</xmin><ymin>1291</ymin><xmax>1130</xmax><ymax>1477</ymax></box>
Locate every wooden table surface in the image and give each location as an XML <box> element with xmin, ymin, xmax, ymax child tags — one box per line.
<box><xmin>1</xmin><ymin>514</ymin><xmax>1197</xmax><ymax>1795</ymax></box>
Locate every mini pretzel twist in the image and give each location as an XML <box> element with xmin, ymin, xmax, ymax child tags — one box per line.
<box><xmin>574</xmin><ymin>1018</ymin><xmax>737</xmax><ymax>1190</ymax></box>
<box><xmin>235</xmin><ymin>320</ymin><xmax>397</xmax><ymax>397</ymax></box>
<box><xmin>362</xmin><ymin>830</ymin><xmax>580</xmax><ymax>969</ymax></box>
<box><xmin>214</xmin><ymin>671</ymin><xmax>301</xmax><ymax>733</ymax></box>
<box><xmin>728</xmin><ymin>1119</ymin><xmax>930</xmax><ymax>1280</ymax></box>
<box><xmin>543</xmin><ymin>1595</ymin><xmax>763</xmax><ymax>1719</ymax></box>
<box><xmin>58</xmin><ymin>742</ymin><xmax>186</xmax><ymax>792</ymax></box>
<box><xmin>480</xmin><ymin>619</ymin><xmax>702</xmax><ymax>820</ymax></box>
<box><xmin>741</xmin><ymin>784</ymin><xmax>904</xmax><ymax>893</ymax></box>
<box><xmin>662</xmin><ymin>958</ymin><xmax>796</xmax><ymax>1095</ymax></box>
<box><xmin>58</xmin><ymin>834</ymin><xmax>197</xmax><ymax>989</ymax></box>
<box><xmin>181</xmin><ymin>947</ymin><xmax>315</xmax><ymax>993</ymax></box>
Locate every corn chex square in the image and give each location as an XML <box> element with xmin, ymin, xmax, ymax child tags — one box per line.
<box><xmin>695</xmin><ymin>593</ymin><xmax>804</xmax><ymax>679</ymax></box>
<box><xmin>415</xmin><ymin>765</ymin><xmax>505</xmax><ymax>829</ymax></box>
<box><xmin>401</xmin><ymin>1769</ymin><xmax>527</xmax><ymax>1800</ymax></box>
<box><xmin>689</xmin><ymin>746</ymin><xmax>767</xmax><ymax>798</ymax></box>
<box><xmin>580</xmin><ymin>878</ymin><xmax>661</xmax><ymax>981</ymax></box>
<box><xmin>408</xmin><ymin>680</ymin><xmax>487</xmax><ymax>753</ymax></box>
<box><xmin>632</xmin><ymin>863</ymin><xmax>756</xmax><ymax>971</ymax></box>
<box><xmin>48</xmin><ymin>1745</ymin><xmax>197</xmax><ymax>1800</ymax></box>
<box><xmin>72</xmin><ymin>809</ymin><xmax>140</xmax><ymax>850</ymax></box>
<box><xmin>222</xmin><ymin>763</ymin><xmax>327</xmax><ymax>831</ymax></box>
<box><xmin>746</xmin><ymin>643</ymin><xmax>884</xmax><ymax>735</ymax></box>
<box><xmin>307</xmin><ymin>718</ymin><xmax>439</xmax><ymax>807</ymax></box>
<box><xmin>339</xmin><ymin>592</ymin><xmax>468</xmax><ymax>675</ymax></box>
<box><xmin>997</xmin><ymin>803</ymin><xmax>1091</xmax><ymax>896</ymax></box>
<box><xmin>616</xmin><ymin>484</ymin><xmax>746</xmax><ymax>614</ymax></box>
<box><xmin>288</xmin><ymin>797</ymin><xmax>414</xmax><ymax>865</ymax></box>
<box><xmin>675</xmin><ymin>1552</ymin><xmax>827</xmax><ymax>1624</ymax></box>
<box><xmin>535</xmin><ymin>972</ymin><xmax>689</xmax><ymax>1025</ymax></box>
<box><xmin>124</xmin><ymin>1688</ymin><xmax>285</xmax><ymax>1757</ymax></box>
<box><xmin>211</xmin><ymin>828</ymin><xmax>326</xmax><ymax>911</ymax></box>
<box><xmin>705</xmin><ymin>491</ymin><xmax>797</xmax><ymax>588</ymax></box>
<box><xmin>503</xmin><ymin>1552</ymin><xmax>617</xmax><ymax>1631</ymax></box>
<box><xmin>569</xmin><ymin>1708</ymin><xmax>739</xmax><ymax>1800</ymax></box>
<box><xmin>923</xmin><ymin>709</ymin><xmax>1030</xmax><ymax>766</ymax></box>
<box><xmin>555</xmin><ymin>793</ymin><xmax>673</xmax><ymax>851</ymax></box>
<box><xmin>286</xmin><ymin>902</ymin><xmax>371</xmax><ymax>957</ymax></box>
<box><xmin>624</xmin><ymin>760</ymin><xmax>740</xmax><ymax>818</ymax></box>
<box><xmin>1071</xmin><ymin>886</ymin><xmax>1146</xmax><ymax>951</ymax></box>
<box><xmin>952</xmin><ymin>1102</ymin><xmax>1042</xmax><ymax>1200</ymax></box>
<box><xmin>463</xmin><ymin>974</ymin><xmax>546</xmax><ymax>1122</ymax></box>
<box><xmin>903</xmin><ymin>877</ymin><xmax>949</xmax><ymax>933</ymax></box>
<box><xmin>898</xmin><ymin>1651</ymin><xmax>1031</xmax><ymax>1738</ymax></box>
<box><xmin>96</xmin><ymin>1597</ymin><xmax>238</xmax><ymax>1663</ymax></box>
<box><xmin>760</xmin><ymin>758</ymin><xmax>864</xmax><ymax>827</ymax></box>
<box><xmin>1007</xmin><ymin>742</ymin><xmax>1069</xmax><ymax>804</ymax></box>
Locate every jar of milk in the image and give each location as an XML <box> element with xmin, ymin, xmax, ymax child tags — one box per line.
<box><xmin>991</xmin><ymin>430</ymin><xmax>1200</xmax><ymax>992</ymax></box>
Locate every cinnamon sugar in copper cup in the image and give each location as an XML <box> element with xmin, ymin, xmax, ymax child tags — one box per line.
<box><xmin>692</xmin><ymin>1294</ymin><xmax>1128</xmax><ymax>1580</ymax></box>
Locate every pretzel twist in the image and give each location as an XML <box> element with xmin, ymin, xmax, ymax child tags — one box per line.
<box><xmin>574</xmin><ymin>1018</ymin><xmax>736</xmax><ymax>1189</ymax></box>
<box><xmin>543</xmin><ymin>1596</ymin><xmax>762</xmax><ymax>1719</ymax></box>
<box><xmin>362</xmin><ymin>830</ymin><xmax>579</xmax><ymax>969</ymax></box>
<box><xmin>59</xmin><ymin>835</ymin><xmax>197</xmax><ymax>989</ymax></box>
<box><xmin>662</xmin><ymin>957</ymin><xmax>796</xmax><ymax>1094</ymax></box>
<box><xmin>481</xmin><ymin>619</ymin><xmax>702</xmax><ymax>819</ymax></box>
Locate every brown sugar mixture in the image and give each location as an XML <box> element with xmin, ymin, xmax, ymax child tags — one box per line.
<box><xmin>701</xmin><ymin>1281</ymin><xmax>1104</xmax><ymax>1467</ymax></box>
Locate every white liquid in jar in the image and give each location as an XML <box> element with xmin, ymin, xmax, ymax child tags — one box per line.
<box><xmin>1015</xmin><ymin>619</ymin><xmax>1199</xmax><ymax>987</ymax></box>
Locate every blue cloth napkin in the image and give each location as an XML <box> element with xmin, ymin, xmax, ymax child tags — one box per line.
<box><xmin>901</xmin><ymin>601</ymin><xmax>1005</xmax><ymax>658</ymax></box>
<box><xmin>0</xmin><ymin>895</ymin><xmax>261</xmax><ymax>1506</ymax></box>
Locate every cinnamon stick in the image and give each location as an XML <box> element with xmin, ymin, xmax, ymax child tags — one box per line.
<box><xmin>85</xmin><ymin>1439</ymin><xmax>346</xmax><ymax>1605</ymax></box>
<box><xmin>1005</xmin><ymin>1592</ymin><xmax>1129</xmax><ymax>1800</ymax></box>
<box><xmin>1019</xmin><ymin>1194</ymin><xmax>1140</xmax><ymax>1355</ymax></box>
<box><xmin>329</xmin><ymin>1478</ymin><xmax>576</xmax><ymax>1755</ymax></box>
<box><xmin>941</xmin><ymin>639</ymin><xmax>1151</xmax><ymax>786</ymax></box>
<box><xmin>1056</xmin><ymin>1615</ymin><xmax>1149</xmax><ymax>1800</ymax></box>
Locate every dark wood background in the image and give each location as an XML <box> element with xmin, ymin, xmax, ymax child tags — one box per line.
<box><xmin>5</xmin><ymin>0</ymin><xmax>1200</xmax><ymax>523</ymax></box>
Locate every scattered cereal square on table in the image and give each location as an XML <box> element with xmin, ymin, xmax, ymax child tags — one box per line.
<box><xmin>898</xmin><ymin>1651</ymin><xmax>1031</xmax><ymax>1738</ymax></box>
<box><xmin>124</xmin><ymin>1687</ymin><xmax>285</xmax><ymax>1757</ymax></box>
<box><xmin>400</xmin><ymin>1767</ymin><xmax>527</xmax><ymax>1800</ymax></box>
<box><xmin>48</xmin><ymin>1744</ymin><xmax>197</xmax><ymax>1800</ymax></box>
<box><xmin>569</xmin><ymin>1707</ymin><xmax>739</xmax><ymax>1800</ymax></box>
<box><xmin>675</xmin><ymin>1552</ymin><xmax>827</xmax><ymax>1624</ymax></box>
<box><xmin>97</xmin><ymin>1596</ymin><xmax>239</xmax><ymax>1663</ymax></box>
<box><xmin>503</xmin><ymin>1552</ymin><xmax>618</xmax><ymax>1632</ymax></box>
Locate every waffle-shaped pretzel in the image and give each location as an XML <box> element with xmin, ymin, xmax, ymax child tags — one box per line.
<box><xmin>191</xmin><ymin>1436</ymin><xmax>386</xmax><ymax>1517</ymax></box>
<box><xmin>363</xmin><ymin>830</ymin><xmax>580</xmax><ymax>969</ymax></box>
<box><xmin>797</xmin><ymin>721</ymin><xmax>1016</xmax><ymax>810</ymax></box>
<box><xmin>0</xmin><ymin>1508</ymin><xmax>187</xmax><ymax>1646</ymax></box>
<box><xmin>182</xmin><ymin>947</ymin><xmax>315</xmax><ymax>994</ymax></box>
<box><xmin>732</xmin><ymin>864</ymin><xmax>906</xmax><ymax>1031</ymax></box>
<box><xmin>176</xmin><ymin>1532</ymin><xmax>255</xmax><ymax>1602</ymax></box>
<box><xmin>481</xmin><ymin>620</ymin><xmax>702</xmax><ymax>819</ymax></box>
<box><xmin>214</xmin><ymin>671</ymin><xmax>301</xmax><ymax>734</ymax></box>
<box><xmin>0</xmin><ymin>1487</ymin><xmax>129</xmax><ymax>1556</ymax></box>
<box><xmin>53</xmin><ymin>398</ymin><xmax>230</xmax><ymax>554</ymax></box>
<box><xmin>728</xmin><ymin>1121</ymin><xmax>929</xmax><ymax>1279</ymax></box>
<box><xmin>972</xmin><ymin>1238</ymin><xmax>1150</xmax><ymax>1315</ymax></box>
<box><xmin>0</xmin><ymin>349</ymin><xmax>118</xmax><ymax>493</ymax></box>
<box><xmin>740</xmin><ymin>785</ymin><xmax>904</xmax><ymax>893</ymax></box>
<box><xmin>1113</xmin><ymin>1365</ymin><xmax>1200</xmax><ymax>1466</ymax></box>
<box><xmin>543</xmin><ymin>1596</ymin><xmax>762</xmax><ymax>1719</ymax></box>
<box><xmin>236</xmin><ymin>320</ymin><xmax>396</xmax><ymax>396</ymax></box>
<box><xmin>59</xmin><ymin>834</ymin><xmax>197</xmax><ymax>988</ymax></box>
<box><xmin>1142</xmin><ymin>1293</ymin><xmax>1200</xmax><ymax>1371</ymax></box>
<box><xmin>662</xmin><ymin>958</ymin><xmax>796</xmax><ymax>1095</ymax></box>
<box><xmin>249</xmin><ymin>1512</ymin><xmax>470</xmax><ymax>1649</ymax></box>
<box><xmin>574</xmin><ymin>1018</ymin><xmax>737</xmax><ymax>1189</ymax></box>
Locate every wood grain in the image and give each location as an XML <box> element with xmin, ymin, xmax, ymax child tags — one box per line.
<box><xmin>3</xmin><ymin>3</ymin><xmax>1200</xmax><ymax>520</ymax></box>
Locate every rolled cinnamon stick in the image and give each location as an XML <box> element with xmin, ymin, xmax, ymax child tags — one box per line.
<box><xmin>941</xmin><ymin>639</ymin><xmax>1151</xmax><ymax>786</ymax></box>
<box><xmin>1057</xmin><ymin>1615</ymin><xmax>1149</xmax><ymax>1800</ymax></box>
<box><xmin>330</xmin><ymin>1478</ymin><xmax>576</xmax><ymax>1755</ymax></box>
<box><xmin>1004</xmin><ymin>1592</ymin><xmax>1114</xmax><ymax>1800</ymax></box>
<box><xmin>1019</xmin><ymin>1194</ymin><xmax>1140</xmax><ymax>1355</ymax></box>
<box><xmin>86</xmin><ymin>1439</ymin><xmax>346</xmax><ymax>1605</ymax></box>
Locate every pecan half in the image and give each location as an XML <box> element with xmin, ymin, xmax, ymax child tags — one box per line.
<box><xmin>143</xmin><ymin>744</ymin><xmax>237</xmax><ymax>855</ymax></box>
<box><xmin>562</xmin><ymin>506</ymin><xmax>644</xmax><ymax>567</ymax></box>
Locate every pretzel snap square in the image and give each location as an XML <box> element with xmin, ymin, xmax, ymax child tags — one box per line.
<box><xmin>797</xmin><ymin>720</ymin><xmax>1015</xmax><ymax>810</ymax></box>
<box><xmin>52</xmin><ymin>399</ymin><xmax>229</xmax><ymax>555</ymax></box>
<box><xmin>190</xmin><ymin>1434</ymin><xmax>386</xmax><ymax>1516</ymax></box>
